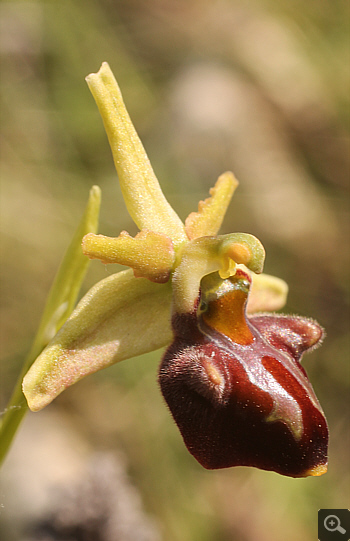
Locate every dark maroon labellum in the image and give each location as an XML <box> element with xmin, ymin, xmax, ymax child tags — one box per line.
<box><xmin>159</xmin><ymin>270</ymin><xmax>328</xmax><ymax>477</ymax></box>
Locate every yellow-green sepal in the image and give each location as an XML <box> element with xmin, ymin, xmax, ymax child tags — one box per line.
<box><xmin>86</xmin><ymin>62</ymin><xmax>187</xmax><ymax>247</ymax></box>
<box><xmin>23</xmin><ymin>269</ymin><xmax>173</xmax><ymax>412</ymax></box>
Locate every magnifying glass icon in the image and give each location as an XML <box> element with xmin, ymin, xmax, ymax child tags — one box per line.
<box><xmin>324</xmin><ymin>515</ymin><xmax>346</xmax><ymax>534</ymax></box>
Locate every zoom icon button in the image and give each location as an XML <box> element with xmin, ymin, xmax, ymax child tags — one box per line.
<box><xmin>319</xmin><ymin>510</ymin><xmax>350</xmax><ymax>541</ymax></box>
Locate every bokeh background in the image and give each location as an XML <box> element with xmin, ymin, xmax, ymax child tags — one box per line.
<box><xmin>1</xmin><ymin>1</ymin><xmax>349</xmax><ymax>540</ymax></box>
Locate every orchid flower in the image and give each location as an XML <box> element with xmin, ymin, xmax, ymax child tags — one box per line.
<box><xmin>21</xmin><ymin>63</ymin><xmax>328</xmax><ymax>477</ymax></box>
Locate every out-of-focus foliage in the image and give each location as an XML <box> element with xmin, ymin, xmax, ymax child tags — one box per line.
<box><xmin>0</xmin><ymin>1</ymin><xmax>349</xmax><ymax>540</ymax></box>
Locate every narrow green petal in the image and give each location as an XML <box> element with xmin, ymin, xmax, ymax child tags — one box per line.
<box><xmin>86</xmin><ymin>62</ymin><xmax>187</xmax><ymax>247</ymax></box>
<box><xmin>23</xmin><ymin>270</ymin><xmax>172</xmax><ymax>412</ymax></box>
<box><xmin>247</xmin><ymin>272</ymin><xmax>289</xmax><ymax>313</ymax></box>
<box><xmin>185</xmin><ymin>172</ymin><xmax>238</xmax><ymax>239</ymax></box>
<box><xmin>82</xmin><ymin>230</ymin><xmax>175</xmax><ymax>283</ymax></box>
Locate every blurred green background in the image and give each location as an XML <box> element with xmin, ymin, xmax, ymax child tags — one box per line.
<box><xmin>0</xmin><ymin>1</ymin><xmax>349</xmax><ymax>540</ymax></box>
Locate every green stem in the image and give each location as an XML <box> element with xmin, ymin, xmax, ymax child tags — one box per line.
<box><xmin>0</xmin><ymin>340</ymin><xmax>44</xmax><ymax>466</ymax></box>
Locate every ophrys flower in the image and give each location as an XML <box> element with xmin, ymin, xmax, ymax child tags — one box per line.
<box><xmin>22</xmin><ymin>63</ymin><xmax>327</xmax><ymax>477</ymax></box>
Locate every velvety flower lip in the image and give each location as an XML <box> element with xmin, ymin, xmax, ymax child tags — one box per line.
<box><xmin>159</xmin><ymin>270</ymin><xmax>328</xmax><ymax>477</ymax></box>
<box><xmin>20</xmin><ymin>62</ymin><xmax>327</xmax><ymax>480</ymax></box>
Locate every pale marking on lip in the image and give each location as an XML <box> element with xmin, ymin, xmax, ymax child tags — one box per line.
<box><xmin>247</xmin><ymin>361</ymin><xmax>304</xmax><ymax>441</ymax></box>
<box><xmin>203</xmin><ymin>360</ymin><xmax>224</xmax><ymax>387</ymax></box>
<box><xmin>200</xmin><ymin>325</ymin><xmax>305</xmax><ymax>441</ymax></box>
